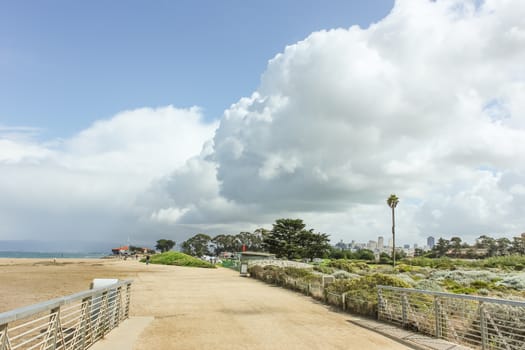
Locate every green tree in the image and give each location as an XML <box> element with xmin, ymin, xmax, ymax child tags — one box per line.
<box><xmin>387</xmin><ymin>194</ymin><xmax>399</xmax><ymax>268</ymax></box>
<box><xmin>263</xmin><ymin>218</ymin><xmax>305</xmax><ymax>259</ymax></box>
<box><xmin>434</xmin><ymin>238</ymin><xmax>450</xmax><ymax>257</ymax></box>
<box><xmin>155</xmin><ymin>239</ymin><xmax>176</xmax><ymax>253</ymax></box>
<box><xmin>477</xmin><ymin>235</ymin><xmax>497</xmax><ymax>257</ymax></box>
<box><xmin>511</xmin><ymin>236</ymin><xmax>525</xmax><ymax>255</ymax></box>
<box><xmin>496</xmin><ymin>237</ymin><xmax>511</xmax><ymax>256</ymax></box>
<box><xmin>298</xmin><ymin>230</ymin><xmax>331</xmax><ymax>259</ymax></box>
<box><xmin>450</xmin><ymin>237</ymin><xmax>462</xmax><ymax>258</ymax></box>
<box><xmin>356</xmin><ymin>249</ymin><xmax>375</xmax><ymax>261</ymax></box>
<box><xmin>182</xmin><ymin>234</ymin><xmax>211</xmax><ymax>257</ymax></box>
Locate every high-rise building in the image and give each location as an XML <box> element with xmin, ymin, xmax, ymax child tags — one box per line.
<box><xmin>427</xmin><ymin>236</ymin><xmax>435</xmax><ymax>249</ymax></box>
<box><xmin>377</xmin><ymin>236</ymin><xmax>384</xmax><ymax>250</ymax></box>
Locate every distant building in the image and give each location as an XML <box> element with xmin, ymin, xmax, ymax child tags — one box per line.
<box><xmin>427</xmin><ymin>236</ymin><xmax>435</xmax><ymax>249</ymax></box>
<box><xmin>368</xmin><ymin>240</ymin><xmax>377</xmax><ymax>250</ymax></box>
<box><xmin>403</xmin><ymin>244</ymin><xmax>410</xmax><ymax>249</ymax></box>
<box><xmin>377</xmin><ymin>236</ymin><xmax>384</xmax><ymax>250</ymax></box>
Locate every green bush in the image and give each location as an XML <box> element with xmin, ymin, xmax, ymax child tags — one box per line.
<box><xmin>146</xmin><ymin>252</ymin><xmax>216</xmax><ymax>268</ymax></box>
<box><xmin>327</xmin><ymin>259</ymin><xmax>370</xmax><ymax>273</ymax></box>
<box><xmin>325</xmin><ymin>273</ymin><xmax>412</xmax><ymax>316</ymax></box>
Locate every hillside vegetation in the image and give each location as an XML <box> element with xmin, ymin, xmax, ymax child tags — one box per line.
<box><xmin>146</xmin><ymin>251</ymin><xmax>216</xmax><ymax>268</ymax></box>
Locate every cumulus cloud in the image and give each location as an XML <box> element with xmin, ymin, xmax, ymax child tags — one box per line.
<box><xmin>155</xmin><ymin>0</ymin><xmax>525</xmax><ymax>244</ymax></box>
<box><xmin>0</xmin><ymin>106</ymin><xmax>217</xmax><ymax>249</ymax></box>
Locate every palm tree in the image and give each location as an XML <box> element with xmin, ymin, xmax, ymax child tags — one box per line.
<box><xmin>387</xmin><ymin>194</ymin><xmax>399</xmax><ymax>268</ymax></box>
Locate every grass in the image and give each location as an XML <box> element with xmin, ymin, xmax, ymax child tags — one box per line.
<box><xmin>145</xmin><ymin>252</ymin><xmax>216</xmax><ymax>268</ymax></box>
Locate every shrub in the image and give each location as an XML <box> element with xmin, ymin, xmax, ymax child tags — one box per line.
<box><xmin>332</xmin><ymin>271</ymin><xmax>360</xmax><ymax>280</ymax></box>
<box><xmin>414</xmin><ymin>279</ymin><xmax>444</xmax><ymax>292</ymax></box>
<box><xmin>496</xmin><ymin>274</ymin><xmax>525</xmax><ymax>290</ymax></box>
<box><xmin>147</xmin><ymin>252</ymin><xmax>216</xmax><ymax>268</ymax></box>
<box><xmin>327</xmin><ymin>259</ymin><xmax>370</xmax><ymax>273</ymax></box>
<box><xmin>313</xmin><ymin>265</ymin><xmax>335</xmax><ymax>274</ymax></box>
<box><xmin>325</xmin><ymin>273</ymin><xmax>411</xmax><ymax>316</ymax></box>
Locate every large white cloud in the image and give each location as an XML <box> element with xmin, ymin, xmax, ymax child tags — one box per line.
<box><xmin>155</xmin><ymin>0</ymin><xmax>525</xmax><ymax>244</ymax></box>
<box><xmin>0</xmin><ymin>106</ymin><xmax>217</xmax><ymax>249</ymax></box>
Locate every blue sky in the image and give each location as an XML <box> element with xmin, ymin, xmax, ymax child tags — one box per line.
<box><xmin>1</xmin><ymin>0</ymin><xmax>393</xmax><ymax>139</ymax></box>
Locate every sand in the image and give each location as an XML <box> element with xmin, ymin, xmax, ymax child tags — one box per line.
<box><xmin>0</xmin><ymin>258</ymin><xmax>410</xmax><ymax>350</ymax></box>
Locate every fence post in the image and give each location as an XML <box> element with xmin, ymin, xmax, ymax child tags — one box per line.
<box><xmin>342</xmin><ymin>293</ymin><xmax>346</xmax><ymax>312</ymax></box>
<box><xmin>377</xmin><ymin>287</ymin><xmax>383</xmax><ymax>321</ymax></box>
<box><xmin>125</xmin><ymin>283</ymin><xmax>131</xmax><ymax>319</ymax></box>
<box><xmin>0</xmin><ymin>324</ymin><xmax>8</xmax><ymax>350</ymax></box>
<box><xmin>47</xmin><ymin>307</ymin><xmax>60</xmax><ymax>350</ymax></box>
<box><xmin>434</xmin><ymin>296</ymin><xmax>442</xmax><ymax>338</ymax></box>
<box><xmin>79</xmin><ymin>297</ymin><xmax>91</xmax><ymax>350</ymax></box>
<box><xmin>402</xmin><ymin>293</ymin><xmax>408</xmax><ymax>328</ymax></box>
<box><xmin>479</xmin><ymin>301</ymin><xmax>487</xmax><ymax>350</ymax></box>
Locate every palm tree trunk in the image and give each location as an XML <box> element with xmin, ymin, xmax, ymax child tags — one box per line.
<box><xmin>392</xmin><ymin>206</ymin><xmax>396</xmax><ymax>268</ymax></box>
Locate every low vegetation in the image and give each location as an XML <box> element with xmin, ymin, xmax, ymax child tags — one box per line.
<box><xmin>145</xmin><ymin>251</ymin><xmax>216</xmax><ymax>268</ymax></box>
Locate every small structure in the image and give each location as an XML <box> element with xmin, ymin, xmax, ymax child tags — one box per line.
<box><xmin>111</xmin><ymin>245</ymin><xmax>129</xmax><ymax>255</ymax></box>
<box><xmin>239</xmin><ymin>251</ymin><xmax>276</xmax><ymax>276</ymax></box>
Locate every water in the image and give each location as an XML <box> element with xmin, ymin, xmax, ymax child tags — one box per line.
<box><xmin>0</xmin><ymin>251</ymin><xmax>108</xmax><ymax>259</ymax></box>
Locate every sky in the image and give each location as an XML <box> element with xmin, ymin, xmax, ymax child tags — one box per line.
<box><xmin>1</xmin><ymin>0</ymin><xmax>525</xmax><ymax>252</ymax></box>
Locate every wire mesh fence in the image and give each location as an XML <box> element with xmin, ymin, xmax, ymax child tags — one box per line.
<box><xmin>0</xmin><ymin>280</ymin><xmax>132</xmax><ymax>350</ymax></box>
<box><xmin>378</xmin><ymin>285</ymin><xmax>525</xmax><ymax>350</ymax></box>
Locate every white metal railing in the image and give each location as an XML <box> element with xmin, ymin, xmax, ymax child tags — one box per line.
<box><xmin>378</xmin><ymin>285</ymin><xmax>525</xmax><ymax>350</ymax></box>
<box><xmin>0</xmin><ymin>280</ymin><xmax>132</xmax><ymax>350</ymax></box>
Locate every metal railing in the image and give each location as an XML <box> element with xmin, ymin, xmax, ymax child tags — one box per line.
<box><xmin>378</xmin><ymin>285</ymin><xmax>525</xmax><ymax>350</ymax></box>
<box><xmin>0</xmin><ymin>280</ymin><xmax>132</xmax><ymax>350</ymax></box>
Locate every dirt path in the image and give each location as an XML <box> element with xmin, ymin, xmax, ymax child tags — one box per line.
<box><xmin>131</xmin><ymin>264</ymin><xmax>409</xmax><ymax>350</ymax></box>
<box><xmin>0</xmin><ymin>259</ymin><xmax>409</xmax><ymax>350</ymax></box>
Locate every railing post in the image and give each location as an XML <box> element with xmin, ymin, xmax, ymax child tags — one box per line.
<box><xmin>0</xmin><ymin>324</ymin><xmax>8</xmax><ymax>350</ymax></box>
<box><xmin>402</xmin><ymin>293</ymin><xmax>408</xmax><ymax>328</ymax></box>
<box><xmin>479</xmin><ymin>301</ymin><xmax>487</xmax><ymax>350</ymax></box>
<box><xmin>47</xmin><ymin>307</ymin><xmax>60</xmax><ymax>350</ymax></box>
<box><xmin>79</xmin><ymin>297</ymin><xmax>91</xmax><ymax>350</ymax></box>
<box><xmin>434</xmin><ymin>296</ymin><xmax>442</xmax><ymax>338</ymax></box>
<box><xmin>377</xmin><ymin>287</ymin><xmax>383</xmax><ymax>321</ymax></box>
<box><xmin>100</xmin><ymin>291</ymin><xmax>109</xmax><ymax>337</ymax></box>
<box><xmin>125</xmin><ymin>283</ymin><xmax>131</xmax><ymax>319</ymax></box>
<box><xmin>342</xmin><ymin>293</ymin><xmax>346</xmax><ymax>311</ymax></box>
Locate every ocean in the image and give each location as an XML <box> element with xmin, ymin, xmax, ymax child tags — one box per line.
<box><xmin>0</xmin><ymin>251</ymin><xmax>108</xmax><ymax>259</ymax></box>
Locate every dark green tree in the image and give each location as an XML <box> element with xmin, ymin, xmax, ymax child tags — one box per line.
<box><xmin>434</xmin><ymin>238</ymin><xmax>450</xmax><ymax>257</ymax></box>
<box><xmin>496</xmin><ymin>237</ymin><xmax>511</xmax><ymax>256</ymax></box>
<box><xmin>511</xmin><ymin>236</ymin><xmax>525</xmax><ymax>255</ymax></box>
<box><xmin>182</xmin><ymin>234</ymin><xmax>211</xmax><ymax>257</ymax></box>
<box><xmin>155</xmin><ymin>239</ymin><xmax>176</xmax><ymax>253</ymax></box>
<box><xmin>263</xmin><ymin>218</ymin><xmax>306</xmax><ymax>259</ymax></box>
<box><xmin>387</xmin><ymin>194</ymin><xmax>399</xmax><ymax>268</ymax></box>
<box><xmin>298</xmin><ymin>230</ymin><xmax>331</xmax><ymax>259</ymax></box>
<box><xmin>450</xmin><ymin>237</ymin><xmax>462</xmax><ymax>257</ymax></box>
<box><xmin>356</xmin><ymin>249</ymin><xmax>375</xmax><ymax>261</ymax></box>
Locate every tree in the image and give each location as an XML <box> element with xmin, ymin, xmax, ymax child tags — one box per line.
<box><xmin>155</xmin><ymin>239</ymin><xmax>175</xmax><ymax>253</ymax></box>
<box><xmin>181</xmin><ymin>234</ymin><xmax>211</xmax><ymax>257</ymax></box>
<box><xmin>263</xmin><ymin>219</ymin><xmax>306</xmax><ymax>259</ymax></box>
<box><xmin>450</xmin><ymin>237</ymin><xmax>462</xmax><ymax>258</ymax></box>
<box><xmin>387</xmin><ymin>194</ymin><xmax>399</xmax><ymax>268</ymax></box>
<box><xmin>511</xmin><ymin>236</ymin><xmax>525</xmax><ymax>255</ymax></box>
<box><xmin>298</xmin><ymin>230</ymin><xmax>331</xmax><ymax>259</ymax></box>
<box><xmin>496</xmin><ymin>237</ymin><xmax>511</xmax><ymax>256</ymax></box>
<box><xmin>434</xmin><ymin>238</ymin><xmax>450</xmax><ymax>257</ymax></box>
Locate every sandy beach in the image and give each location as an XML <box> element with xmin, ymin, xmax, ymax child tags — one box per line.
<box><xmin>0</xmin><ymin>258</ymin><xmax>409</xmax><ymax>350</ymax></box>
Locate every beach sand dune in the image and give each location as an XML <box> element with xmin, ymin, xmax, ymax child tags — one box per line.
<box><xmin>0</xmin><ymin>258</ymin><xmax>409</xmax><ymax>350</ymax></box>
